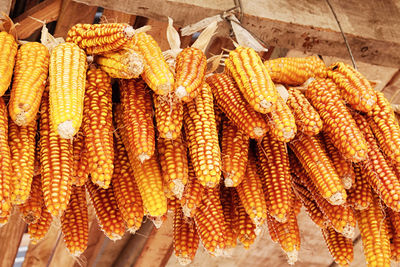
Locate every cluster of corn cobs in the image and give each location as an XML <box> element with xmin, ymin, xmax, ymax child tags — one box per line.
<box><xmin>0</xmin><ymin>22</ymin><xmax>400</xmax><ymax>266</ymax></box>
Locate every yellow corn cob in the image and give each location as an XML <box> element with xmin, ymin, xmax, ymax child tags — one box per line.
<box><xmin>257</xmin><ymin>132</ymin><xmax>292</xmax><ymax>222</ymax></box>
<box><xmin>387</xmin><ymin>208</ymin><xmax>400</xmax><ymax>261</ymax></box>
<box><xmin>174</xmin><ymin>47</ymin><xmax>207</xmax><ymax>102</ymax></box>
<box><xmin>129</xmin><ymin>33</ymin><xmax>174</xmax><ymax>95</ymax></box>
<box><xmin>207</xmin><ymin>73</ymin><xmax>268</xmax><ymax>138</ymax></box>
<box><xmin>18</xmin><ymin>175</ymin><xmax>43</xmax><ymax>224</ymax></box>
<box><xmin>221</xmin><ymin>120</ymin><xmax>249</xmax><ymax>187</ymax></box>
<box><xmin>82</xmin><ymin>68</ymin><xmax>114</xmax><ymax>188</ymax></box>
<box><xmin>220</xmin><ymin>186</ymin><xmax>238</xmax><ymax>249</ymax></box>
<box><xmin>61</xmin><ymin>186</ymin><xmax>88</xmax><ymax>256</ymax></box>
<box><xmin>264</xmin><ymin>56</ymin><xmax>327</xmax><ymax>85</ymax></box>
<box><xmin>327</xmin><ymin>62</ymin><xmax>376</xmax><ymax>112</ymax></box>
<box><xmin>181</xmin><ymin>158</ymin><xmax>205</xmax><ymax>217</ymax></box>
<box><xmin>112</xmin><ymin>135</ymin><xmax>144</xmax><ymax>233</ymax></box>
<box><xmin>0</xmin><ymin>98</ymin><xmax>12</xmax><ymax>217</ymax></box>
<box><xmin>9</xmin><ymin>42</ymin><xmax>49</xmax><ymax>126</ymax></box>
<box><xmin>119</xmin><ymin>79</ymin><xmax>155</xmax><ymax>162</ymax></box>
<box><xmin>289</xmin><ymin>133</ymin><xmax>346</xmax><ymax>205</ymax></box>
<box><xmin>158</xmin><ymin>137</ymin><xmax>188</xmax><ymax>199</ymax></box>
<box><xmin>173</xmin><ymin>207</ymin><xmax>199</xmax><ymax>265</ymax></box>
<box><xmin>356</xmin><ymin>194</ymin><xmax>391</xmax><ymax>267</ymax></box>
<box><xmin>9</xmin><ymin>119</ymin><xmax>36</xmax><ymax>204</ymax></box>
<box><xmin>352</xmin><ymin>111</ymin><xmax>400</xmax><ymax>211</ymax></box>
<box><xmin>72</xmin><ymin>131</ymin><xmax>89</xmax><ymax>186</ymax></box>
<box><xmin>305</xmin><ymin>78</ymin><xmax>368</xmax><ymax>162</ymax></box>
<box><xmin>367</xmin><ymin>91</ymin><xmax>400</xmax><ymax>164</ymax></box>
<box><xmin>236</xmin><ymin>151</ymin><xmax>267</xmax><ymax>227</ymax></box>
<box><xmin>86</xmin><ymin>180</ymin><xmax>126</xmax><ymax>240</ymax></box>
<box><xmin>28</xmin><ymin>207</ymin><xmax>53</xmax><ymax>244</ymax></box>
<box><xmin>321</xmin><ymin>226</ymin><xmax>354</xmax><ymax>267</ymax></box>
<box><xmin>0</xmin><ymin>31</ymin><xmax>18</xmax><ymax>96</ymax></box>
<box><xmin>225</xmin><ymin>46</ymin><xmax>277</xmax><ymax>113</ymax></box>
<box><xmin>49</xmin><ymin>42</ymin><xmax>87</xmax><ymax>139</ymax></box>
<box><xmin>286</xmin><ymin>87</ymin><xmax>323</xmax><ymax>136</ymax></box>
<box><xmin>40</xmin><ymin>90</ymin><xmax>73</xmax><ymax>216</ymax></box>
<box><xmin>95</xmin><ymin>48</ymin><xmax>144</xmax><ymax>79</ymax></box>
<box><xmin>347</xmin><ymin>163</ymin><xmax>373</xmax><ymax>210</ymax></box>
<box><xmin>184</xmin><ymin>83</ymin><xmax>221</xmax><ymax>187</ymax></box>
<box><xmin>66</xmin><ymin>23</ymin><xmax>136</xmax><ymax>54</ymax></box>
<box><xmin>154</xmin><ymin>94</ymin><xmax>183</xmax><ymax>140</ymax></box>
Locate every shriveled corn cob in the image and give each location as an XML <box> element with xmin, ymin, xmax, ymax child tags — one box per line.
<box><xmin>28</xmin><ymin>207</ymin><xmax>53</xmax><ymax>244</ymax></box>
<box><xmin>286</xmin><ymin>87</ymin><xmax>323</xmax><ymax>136</ymax></box>
<box><xmin>184</xmin><ymin>83</ymin><xmax>221</xmax><ymax>187</ymax></box>
<box><xmin>40</xmin><ymin>90</ymin><xmax>73</xmax><ymax>216</ymax></box>
<box><xmin>174</xmin><ymin>47</ymin><xmax>207</xmax><ymax>102</ymax></box>
<box><xmin>83</xmin><ymin>68</ymin><xmax>114</xmax><ymax>188</ymax></box>
<box><xmin>72</xmin><ymin>131</ymin><xmax>89</xmax><ymax>186</ymax></box>
<box><xmin>49</xmin><ymin>42</ymin><xmax>87</xmax><ymax>139</ymax></box>
<box><xmin>233</xmin><ymin>189</ymin><xmax>257</xmax><ymax>249</ymax></box>
<box><xmin>327</xmin><ymin>62</ymin><xmax>376</xmax><ymax>112</ymax></box>
<box><xmin>61</xmin><ymin>186</ymin><xmax>88</xmax><ymax>256</ymax></box>
<box><xmin>289</xmin><ymin>133</ymin><xmax>346</xmax><ymax>205</ymax></box>
<box><xmin>119</xmin><ymin>79</ymin><xmax>155</xmax><ymax>162</ymax></box>
<box><xmin>154</xmin><ymin>94</ymin><xmax>183</xmax><ymax>140</ymax></box>
<box><xmin>66</xmin><ymin>23</ymin><xmax>136</xmax><ymax>54</ymax></box>
<box><xmin>387</xmin><ymin>208</ymin><xmax>400</xmax><ymax>261</ymax></box>
<box><xmin>221</xmin><ymin>120</ymin><xmax>249</xmax><ymax>187</ymax></box>
<box><xmin>0</xmin><ymin>97</ymin><xmax>11</xmax><ymax>217</ymax></box>
<box><xmin>0</xmin><ymin>31</ymin><xmax>18</xmax><ymax>96</ymax></box>
<box><xmin>220</xmin><ymin>186</ymin><xmax>238</xmax><ymax>249</ymax></box>
<box><xmin>322</xmin><ymin>226</ymin><xmax>354</xmax><ymax>267</ymax></box>
<box><xmin>305</xmin><ymin>78</ymin><xmax>368</xmax><ymax>162</ymax></box>
<box><xmin>347</xmin><ymin>163</ymin><xmax>373</xmax><ymax>210</ymax></box>
<box><xmin>86</xmin><ymin>180</ymin><xmax>126</xmax><ymax>240</ymax></box>
<box><xmin>19</xmin><ymin>175</ymin><xmax>43</xmax><ymax>224</ymax></box>
<box><xmin>225</xmin><ymin>46</ymin><xmax>277</xmax><ymax>113</ymax></box>
<box><xmin>158</xmin><ymin>137</ymin><xmax>188</xmax><ymax>199</ymax></box>
<box><xmin>264</xmin><ymin>56</ymin><xmax>327</xmax><ymax>86</ymax></box>
<box><xmin>181</xmin><ymin>158</ymin><xmax>204</xmax><ymax>217</ymax></box>
<box><xmin>9</xmin><ymin>42</ymin><xmax>49</xmax><ymax>126</ymax></box>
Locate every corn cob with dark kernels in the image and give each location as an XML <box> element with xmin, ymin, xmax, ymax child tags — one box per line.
<box><xmin>0</xmin><ymin>98</ymin><xmax>12</xmax><ymax>217</ymax></box>
<box><xmin>321</xmin><ymin>226</ymin><xmax>354</xmax><ymax>267</ymax></box>
<box><xmin>18</xmin><ymin>175</ymin><xmax>43</xmax><ymax>224</ymax></box>
<box><xmin>346</xmin><ymin>163</ymin><xmax>373</xmax><ymax>210</ymax></box>
<box><xmin>28</xmin><ymin>207</ymin><xmax>53</xmax><ymax>244</ymax></box>
<box><xmin>154</xmin><ymin>94</ymin><xmax>183</xmax><ymax>140</ymax></box>
<box><xmin>220</xmin><ymin>186</ymin><xmax>238</xmax><ymax>249</ymax></box>
<box><xmin>181</xmin><ymin>158</ymin><xmax>204</xmax><ymax>217</ymax></box>
<box><xmin>72</xmin><ymin>131</ymin><xmax>89</xmax><ymax>186</ymax></box>
<box><xmin>0</xmin><ymin>31</ymin><xmax>18</xmax><ymax>96</ymax></box>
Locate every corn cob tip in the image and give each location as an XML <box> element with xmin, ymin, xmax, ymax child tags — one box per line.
<box><xmin>328</xmin><ymin>192</ymin><xmax>346</xmax><ymax>206</ymax></box>
<box><xmin>273</xmin><ymin>214</ymin><xmax>288</xmax><ymax>223</ymax></box>
<box><xmin>254</xmin><ymin>127</ymin><xmax>265</xmax><ymax>138</ymax></box>
<box><xmin>138</xmin><ymin>153</ymin><xmax>150</xmax><ymax>163</ymax></box>
<box><xmin>127</xmin><ymin>227</ymin><xmax>139</xmax><ymax>234</ymax></box>
<box><xmin>175</xmin><ymin>85</ymin><xmax>187</xmax><ymax>100</ymax></box>
<box><xmin>353</xmin><ymin>203</ymin><xmax>368</xmax><ymax>211</ymax></box>
<box><xmin>124</xmin><ymin>26</ymin><xmax>135</xmax><ymax>38</ymax></box>
<box><xmin>254</xmin><ymin>226</ymin><xmax>262</xmax><ymax>236</ymax></box>
<box><xmin>15</xmin><ymin>111</ymin><xmax>28</xmax><ymax>126</ymax></box>
<box><xmin>286</xmin><ymin>249</ymin><xmax>299</xmax><ymax>265</ymax></box>
<box><xmin>260</xmin><ymin>99</ymin><xmax>272</xmax><ymax>111</ymax></box>
<box><xmin>224</xmin><ymin>177</ymin><xmax>234</xmax><ymax>187</ymax></box>
<box><xmin>87</xmin><ymin>55</ymin><xmax>94</xmax><ymax>64</ymax></box>
<box><xmin>172</xmin><ymin>179</ymin><xmax>185</xmax><ymax>199</ymax></box>
<box><xmin>177</xmin><ymin>256</ymin><xmax>193</xmax><ymax>266</ymax></box>
<box><xmin>182</xmin><ymin>204</ymin><xmax>192</xmax><ymax>218</ymax></box>
<box><xmin>341</xmin><ymin>175</ymin><xmax>353</xmax><ymax>190</ymax></box>
<box><xmin>58</xmin><ymin>120</ymin><xmax>75</xmax><ymax>139</ymax></box>
<box><xmin>108</xmin><ymin>232</ymin><xmax>123</xmax><ymax>241</ymax></box>
<box><xmin>342</xmin><ymin>223</ymin><xmax>355</xmax><ymax>239</ymax></box>
<box><xmin>126</xmin><ymin>52</ymin><xmax>144</xmax><ymax>77</ymax></box>
<box><xmin>151</xmin><ymin>216</ymin><xmax>164</xmax><ymax>229</ymax></box>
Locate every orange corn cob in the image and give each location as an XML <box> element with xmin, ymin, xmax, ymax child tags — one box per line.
<box><xmin>233</xmin><ymin>189</ymin><xmax>257</xmax><ymax>249</ymax></box>
<box><xmin>286</xmin><ymin>87</ymin><xmax>323</xmax><ymax>136</ymax></box>
<box><xmin>72</xmin><ymin>131</ymin><xmax>89</xmax><ymax>186</ymax></box>
<box><xmin>66</xmin><ymin>23</ymin><xmax>136</xmax><ymax>54</ymax></box>
<box><xmin>181</xmin><ymin>158</ymin><xmax>204</xmax><ymax>217</ymax></box>
<box><xmin>0</xmin><ymin>212</ymin><xmax>10</xmax><ymax>225</ymax></box>
<box><xmin>289</xmin><ymin>133</ymin><xmax>346</xmax><ymax>205</ymax></box>
<box><xmin>167</xmin><ymin>196</ymin><xmax>179</xmax><ymax>212</ymax></box>
<box><xmin>154</xmin><ymin>94</ymin><xmax>183</xmax><ymax>140</ymax></box>
<box><xmin>40</xmin><ymin>90</ymin><xmax>73</xmax><ymax>216</ymax></box>
<box><xmin>61</xmin><ymin>186</ymin><xmax>88</xmax><ymax>256</ymax></box>
<box><xmin>9</xmin><ymin>119</ymin><xmax>36</xmax><ymax>204</ymax></box>
<box><xmin>347</xmin><ymin>163</ymin><xmax>373</xmax><ymax>210</ymax></box>
<box><xmin>257</xmin><ymin>133</ymin><xmax>292</xmax><ymax>222</ymax></box>
<box><xmin>83</xmin><ymin>68</ymin><xmax>114</xmax><ymax>188</ymax></box>
<box><xmin>119</xmin><ymin>79</ymin><xmax>155</xmax><ymax>162</ymax></box>
<box><xmin>19</xmin><ymin>175</ymin><xmax>43</xmax><ymax>224</ymax></box>
<box><xmin>86</xmin><ymin>180</ymin><xmax>126</xmax><ymax>240</ymax></box>
<box><xmin>184</xmin><ymin>83</ymin><xmax>221</xmax><ymax>187</ymax></box>
<box><xmin>213</xmin><ymin>103</ymin><xmax>224</xmax><ymax>131</ymax></box>
<box><xmin>220</xmin><ymin>186</ymin><xmax>238</xmax><ymax>249</ymax></box>
<box><xmin>0</xmin><ymin>98</ymin><xmax>11</xmax><ymax>217</ymax></box>
<box><xmin>264</xmin><ymin>56</ymin><xmax>327</xmax><ymax>85</ymax></box>
<box><xmin>225</xmin><ymin>46</ymin><xmax>277</xmax><ymax>114</ymax></box>
<box><xmin>321</xmin><ymin>226</ymin><xmax>354</xmax><ymax>267</ymax></box>
<box><xmin>327</xmin><ymin>62</ymin><xmax>376</xmax><ymax>112</ymax></box>
<box><xmin>0</xmin><ymin>31</ymin><xmax>18</xmax><ymax>96</ymax></box>
<box><xmin>158</xmin><ymin>137</ymin><xmax>188</xmax><ymax>199</ymax></box>
<box><xmin>9</xmin><ymin>42</ymin><xmax>49</xmax><ymax>126</ymax></box>
<box><xmin>174</xmin><ymin>47</ymin><xmax>207</xmax><ymax>102</ymax></box>
<box><xmin>292</xmin><ymin>189</ymin><xmax>303</xmax><ymax>215</ymax></box>
<box><xmin>28</xmin><ymin>207</ymin><xmax>53</xmax><ymax>244</ymax></box>
<box><xmin>387</xmin><ymin>208</ymin><xmax>400</xmax><ymax>261</ymax></box>
<box><xmin>305</xmin><ymin>78</ymin><xmax>368</xmax><ymax>162</ymax></box>
<box><xmin>221</xmin><ymin>120</ymin><xmax>249</xmax><ymax>187</ymax></box>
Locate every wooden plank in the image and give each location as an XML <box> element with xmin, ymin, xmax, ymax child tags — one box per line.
<box><xmin>101</xmin><ymin>9</ymin><xmax>136</xmax><ymax>24</ymax></box>
<box><xmin>14</xmin><ymin>0</ymin><xmax>62</xmax><ymax>40</ymax></box>
<box><xmin>0</xmin><ymin>0</ymin><xmax>12</xmax><ymax>16</ymax></box>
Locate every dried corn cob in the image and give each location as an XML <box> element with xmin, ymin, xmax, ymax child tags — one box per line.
<box><xmin>0</xmin><ymin>212</ymin><xmax>10</xmax><ymax>225</ymax></box>
<box><xmin>321</xmin><ymin>226</ymin><xmax>354</xmax><ymax>267</ymax></box>
<box><xmin>305</xmin><ymin>78</ymin><xmax>368</xmax><ymax>162</ymax></box>
<box><xmin>9</xmin><ymin>42</ymin><xmax>49</xmax><ymax>126</ymax></box>
<box><xmin>181</xmin><ymin>158</ymin><xmax>204</xmax><ymax>217</ymax></box>
<box><xmin>286</xmin><ymin>87</ymin><xmax>323</xmax><ymax>136</ymax></box>
<box><xmin>207</xmin><ymin>73</ymin><xmax>268</xmax><ymax>139</ymax></box>
<box><xmin>213</xmin><ymin>103</ymin><xmax>224</xmax><ymax>131</ymax></box>
<box><xmin>158</xmin><ymin>137</ymin><xmax>188</xmax><ymax>199</ymax></box>
<box><xmin>0</xmin><ymin>98</ymin><xmax>12</xmax><ymax>217</ymax></box>
<box><xmin>289</xmin><ymin>133</ymin><xmax>346</xmax><ymax>205</ymax></box>
<box><xmin>83</xmin><ymin>68</ymin><xmax>114</xmax><ymax>188</ymax></box>
<box><xmin>154</xmin><ymin>94</ymin><xmax>183</xmax><ymax>140</ymax></box>
<box><xmin>18</xmin><ymin>175</ymin><xmax>43</xmax><ymax>224</ymax></box>
<box><xmin>220</xmin><ymin>186</ymin><xmax>238</xmax><ymax>249</ymax></box>
<box><xmin>225</xmin><ymin>46</ymin><xmax>277</xmax><ymax>113</ymax></box>
<box><xmin>66</xmin><ymin>23</ymin><xmax>136</xmax><ymax>54</ymax></box>
<box><xmin>0</xmin><ymin>31</ymin><xmax>18</xmax><ymax>96</ymax></box>
<box><xmin>264</xmin><ymin>56</ymin><xmax>327</xmax><ymax>85</ymax></box>
<box><xmin>9</xmin><ymin>119</ymin><xmax>36</xmax><ymax>204</ymax></box>
<box><xmin>61</xmin><ymin>186</ymin><xmax>88</xmax><ymax>256</ymax></box>
<box><xmin>119</xmin><ymin>79</ymin><xmax>155</xmax><ymax>162</ymax></box>
<box><xmin>221</xmin><ymin>120</ymin><xmax>249</xmax><ymax>187</ymax></box>
<box><xmin>72</xmin><ymin>131</ymin><xmax>89</xmax><ymax>186</ymax></box>
<box><xmin>327</xmin><ymin>62</ymin><xmax>376</xmax><ymax>112</ymax></box>
<box><xmin>167</xmin><ymin>196</ymin><xmax>179</xmax><ymax>212</ymax></box>
<box><xmin>233</xmin><ymin>189</ymin><xmax>257</xmax><ymax>249</ymax></box>
<box><xmin>387</xmin><ymin>208</ymin><xmax>400</xmax><ymax>261</ymax></box>
<box><xmin>49</xmin><ymin>42</ymin><xmax>87</xmax><ymax>139</ymax></box>
<box><xmin>347</xmin><ymin>163</ymin><xmax>373</xmax><ymax>210</ymax></box>
<box><xmin>28</xmin><ymin>208</ymin><xmax>52</xmax><ymax>244</ymax></box>
<box><xmin>40</xmin><ymin>91</ymin><xmax>73</xmax><ymax>216</ymax></box>
<box><xmin>184</xmin><ymin>83</ymin><xmax>221</xmax><ymax>187</ymax></box>
<box><xmin>174</xmin><ymin>47</ymin><xmax>207</xmax><ymax>102</ymax></box>
<box><xmin>86</xmin><ymin>180</ymin><xmax>126</xmax><ymax>240</ymax></box>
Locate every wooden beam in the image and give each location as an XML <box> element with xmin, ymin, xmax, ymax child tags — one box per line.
<box><xmin>0</xmin><ymin>0</ymin><xmax>12</xmax><ymax>16</ymax></box>
<box><xmin>14</xmin><ymin>0</ymin><xmax>62</xmax><ymax>40</ymax></box>
<box><xmin>73</xmin><ymin>0</ymin><xmax>400</xmax><ymax>67</ymax></box>
<box><xmin>101</xmin><ymin>9</ymin><xmax>136</xmax><ymax>24</ymax></box>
